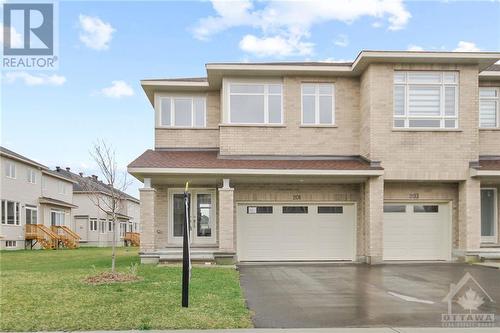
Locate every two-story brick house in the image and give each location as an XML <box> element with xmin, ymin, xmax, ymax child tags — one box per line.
<box><xmin>128</xmin><ymin>51</ymin><xmax>500</xmax><ymax>264</ymax></box>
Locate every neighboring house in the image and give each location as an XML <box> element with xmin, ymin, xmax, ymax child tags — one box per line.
<box><xmin>52</xmin><ymin>168</ymin><xmax>141</xmax><ymax>247</ymax></box>
<box><xmin>128</xmin><ymin>51</ymin><xmax>500</xmax><ymax>264</ymax></box>
<box><xmin>0</xmin><ymin>147</ymin><xmax>77</xmax><ymax>250</ymax></box>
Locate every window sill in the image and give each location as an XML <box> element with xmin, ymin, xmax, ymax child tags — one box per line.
<box><xmin>155</xmin><ymin>127</ymin><xmax>218</xmax><ymax>130</ymax></box>
<box><xmin>219</xmin><ymin>123</ymin><xmax>286</xmax><ymax>128</ymax></box>
<box><xmin>392</xmin><ymin>128</ymin><xmax>463</xmax><ymax>132</ymax></box>
<box><xmin>300</xmin><ymin>124</ymin><xmax>338</xmax><ymax>128</ymax></box>
<box><xmin>1</xmin><ymin>224</ymin><xmax>22</xmax><ymax>227</ymax></box>
<box><xmin>479</xmin><ymin>128</ymin><xmax>500</xmax><ymax>131</ymax></box>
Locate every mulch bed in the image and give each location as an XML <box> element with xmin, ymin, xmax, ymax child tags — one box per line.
<box><xmin>83</xmin><ymin>272</ymin><xmax>142</xmax><ymax>285</ymax></box>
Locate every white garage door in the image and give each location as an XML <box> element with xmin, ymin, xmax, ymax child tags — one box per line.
<box><xmin>383</xmin><ymin>203</ymin><xmax>451</xmax><ymax>261</ymax></box>
<box><xmin>237</xmin><ymin>203</ymin><xmax>355</xmax><ymax>261</ymax></box>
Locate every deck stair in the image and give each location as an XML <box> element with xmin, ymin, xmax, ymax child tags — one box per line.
<box><xmin>124</xmin><ymin>232</ymin><xmax>140</xmax><ymax>247</ymax></box>
<box><xmin>25</xmin><ymin>224</ymin><xmax>58</xmax><ymax>249</ymax></box>
<box><xmin>51</xmin><ymin>226</ymin><xmax>81</xmax><ymax>249</ymax></box>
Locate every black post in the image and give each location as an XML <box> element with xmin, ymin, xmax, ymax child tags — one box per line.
<box><xmin>182</xmin><ymin>190</ymin><xmax>190</xmax><ymax>307</ymax></box>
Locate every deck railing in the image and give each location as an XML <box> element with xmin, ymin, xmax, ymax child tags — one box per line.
<box><xmin>124</xmin><ymin>232</ymin><xmax>140</xmax><ymax>246</ymax></box>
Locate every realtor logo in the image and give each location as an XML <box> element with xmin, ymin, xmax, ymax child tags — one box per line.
<box><xmin>441</xmin><ymin>272</ymin><xmax>495</xmax><ymax>327</ymax></box>
<box><xmin>2</xmin><ymin>2</ymin><xmax>58</xmax><ymax>69</ymax></box>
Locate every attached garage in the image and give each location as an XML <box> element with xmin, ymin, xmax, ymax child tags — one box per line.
<box><xmin>237</xmin><ymin>203</ymin><xmax>356</xmax><ymax>261</ymax></box>
<box><xmin>383</xmin><ymin>202</ymin><xmax>451</xmax><ymax>261</ymax></box>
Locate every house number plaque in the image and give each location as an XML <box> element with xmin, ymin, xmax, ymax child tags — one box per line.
<box><xmin>292</xmin><ymin>194</ymin><xmax>301</xmax><ymax>200</ymax></box>
<box><xmin>409</xmin><ymin>193</ymin><xmax>419</xmax><ymax>199</ymax></box>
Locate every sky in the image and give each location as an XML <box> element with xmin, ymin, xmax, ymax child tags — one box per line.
<box><xmin>1</xmin><ymin>0</ymin><xmax>500</xmax><ymax>197</ymax></box>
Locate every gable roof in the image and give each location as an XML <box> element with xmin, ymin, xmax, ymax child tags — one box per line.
<box><xmin>52</xmin><ymin>168</ymin><xmax>139</xmax><ymax>203</ymax></box>
<box><xmin>0</xmin><ymin>146</ymin><xmax>48</xmax><ymax>170</ymax></box>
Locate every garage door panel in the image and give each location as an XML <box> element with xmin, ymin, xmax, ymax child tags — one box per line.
<box><xmin>237</xmin><ymin>203</ymin><xmax>355</xmax><ymax>261</ymax></box>
<box><xmin>383</xmin><ymin>203</ymin><xmax>450</xmax><ymax>261</ymax></box>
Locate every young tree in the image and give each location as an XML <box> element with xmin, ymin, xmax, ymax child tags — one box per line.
<box><xmin>83</xmin><ymin>140</ymin><xmax>131</xmax><ymax>273</ymax></box>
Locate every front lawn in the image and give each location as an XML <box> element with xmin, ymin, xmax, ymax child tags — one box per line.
<box><xmin>0</xmin><ymin>247</ymin><xmax>252</xmax><ymax>331</ymax></box>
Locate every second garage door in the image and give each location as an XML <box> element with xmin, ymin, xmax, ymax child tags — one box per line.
<box><xmin>237</xmin><ymin>203</ymin><xmax>355</xmax><ymax>261</ymax></box>
<box><xmin>383</xmin><ymin>203</ymin><xmax>451</xmax><ymax>261</ymax></box>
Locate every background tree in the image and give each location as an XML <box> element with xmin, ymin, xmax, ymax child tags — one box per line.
<box><xmin>82</xmin><ymin>140</ymin><xmax>131</xmax><ymax>273</ymax></box>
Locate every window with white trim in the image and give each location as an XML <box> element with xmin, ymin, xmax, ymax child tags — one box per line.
<box><xmin>58</xmin><ymin>181</ymin><xmax>67</xmax><ymax>194</ymax></box>
<box><xmin>5</xmin><ymin>240</ymin><xmax>17</xmax><ymax>248</ymax></box>
<box><xmin>90</xmin><ymin>218</ymin><xmax>98</xmax><ymax>231</ymax></box>
<box><xmin>51</xmin><ymin>210</ymin><xmax>65</xmax><ymax>226</ymax></box>
<box><xmin>1</xmin><ymin>200</ymin><xmax>20</xmax><ymax>225</ymax></box>
<box><xmin>479</xmin><ymin>88</ymin><xmax>499</xmax><ymax>128</ymax></box>
<box><xmin>5</xmin><ymin>162</ymin><xmax>16</xmax><ymax>179</ymax></box>
<box><xmin>25</xmin><ymin>206</ymin><xmax>38</xmax><ymax>224</ymax></box>
<box><xmin>27</xmin><ymin>169</ymin><xmax>36</xmax><ymax>184</ymax></box>
<box><xmin>159</xmin><ymin>96</ymin><xmax>206</xmax><ymax>128</ymax></box>
<box><xmin>227</xmin><ymin>82</ymin><xmax>282</xmax><ymax>124</ymax></box>
<box><xmin>100</xmin><ymin>220</ymin><xmax>107</xmax><ymax>234</ymax></box>
<box><xmin>301</xmin><ymin>83</ymin><xmax>335</xmax><ymax>125</ymax></box>
<box><xmin>393</xmin><ymin>71</ymin><xmax>458</xmax><ymax>129</ymax></box>
<box><xmin>108</xmin><ymin>220</ymin><xmax>113</xmax><ymax>232</ymax></box>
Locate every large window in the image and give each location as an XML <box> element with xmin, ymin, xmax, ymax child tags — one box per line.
<box><xmin>302</xmin><ymin>83</ymin><xmax>335</xmax><ymax>125</ymax></box>
<box><xmin>393</xmin><ymin>71</ymin><xmax>458</xmax><ymax>129</ymax></box>
<box><xmin>159</xmin><ymin>96</ymin><xmax>206</xmax><ymax>128</ymax></box>
<box><xmin>1</xmin><ymin>200</ymin><xmax>20</xmax><ymax>225</ymax></box>
<box><xmin>479</xmin><ymin>88</ymin><xmax>499</xmax><ymax>128</ymax></box>
<box><xmin>5</xmin><ymin>162</ymin><xmax>16</xmax><ymax>179</ymax></box>
<box><xmin>227</xmin><ymin>82</ymin><xmax>282</xmax><ymax>124</ymax></box>
<box><xmin>90</xmin><ymin>218</ymin><xmax>98</xmax><ymax>231</ymax></box>
<box><xmin>58</xmin><ymin>181</ymin><xmax>67</xmax><ymax>194</ymax></box>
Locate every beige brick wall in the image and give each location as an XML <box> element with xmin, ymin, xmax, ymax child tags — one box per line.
<box><xmin>363</xmin><ymin>176</ymin><xmax>384</xmax><ymax>262</ymax></box>
<box><xmin>384</xmin><ymin>182</ymin><xmax>459</xmax><ymax>248</ymax></box>
<box><xmin>155</xmin><ymin>91</ymin><xmax>220</xmax><ymax>149</ymax></box>
<box><xmin>233</xmin><ymin>183</ymin><xmax>365</xmax><ymax>257</ymax></box>
<box><xmin>219</xmin><ymin>76</ymin><xmax>360</xmax><ymax>155</ymax></box>
<box><xmin>218</xmin><ymin>188</ymin><xmax>234</xmax><ymax>251</ymax></box>
<box><xmin>139</xmin><ymin>188</ymin><xmax>156</xmax><ymax>253</ymax></box>
<box><xmin>362</xmin><ymin>63</ymin><xmax>480</xmax><ymax>180</ymax></box>
<box><xmin>458</xmin><ymin>178</ymin><xmax>481</xmax><ymax>250</ymax></box>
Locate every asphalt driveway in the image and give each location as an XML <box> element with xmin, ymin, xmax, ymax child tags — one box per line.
<box><xmin>238</xmin><ymin>263</ymin><xmax>500</xmax><ymax>328</ymax></box>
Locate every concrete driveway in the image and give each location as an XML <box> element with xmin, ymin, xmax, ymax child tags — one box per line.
<box><xmin>238</xmin><ymin>263</ymin><xmax>500</xmax><ymax>328</ymax></box>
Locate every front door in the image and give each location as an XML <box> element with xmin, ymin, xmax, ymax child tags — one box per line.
<box><xmin>169</xmin><ymin>189</ymin><xmax>216</xmax><ymax>245</ymax></box>
<box><xmin>481</xmin><ymin>188</ymin><xmax>498</xmax><ymax>243</ymax></box>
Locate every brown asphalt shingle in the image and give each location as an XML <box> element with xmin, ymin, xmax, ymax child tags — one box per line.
<box><xmin>478</xmin><ymin>159</ymin><xmax>500</xmax><ymax>171</ymax></box>
<box><xmin>128</xmin><ymin>150</ymin><xmax>381</xmax><ymax>170</ymax></box>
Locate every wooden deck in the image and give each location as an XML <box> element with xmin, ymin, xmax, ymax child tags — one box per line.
<box><xmin>25</xmin><ymin>224</ymin><xmax>80</xmax><ymax>249</ymax></box>
<box><xmin>124</xmin><ymin>232</ymin><xmax>140</xmax><ymax>247</ymax></box>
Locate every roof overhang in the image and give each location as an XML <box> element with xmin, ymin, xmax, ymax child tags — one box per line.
<box><xmin>42</xmin><ymin>170</ymin><xmax>76</xmax><ymax>183</ymax></box>
<box><xmin>479</xmin><ymin>71</ymin><xmax>500</xmax><ymax>81</ymax></box>
<box><xmin>141</xmin><ymin>51</ymin><xmax>500</xmax><ymax>106</ymax></box>
<box><xmin>0</xmin><ymin>151</ymin><xmax>47</xmax><ymax>170</ymax></box>
<box><xmin>39</xmin><ymin>197</ymin><xmax>77</xmax><ymax>208</ymax></box>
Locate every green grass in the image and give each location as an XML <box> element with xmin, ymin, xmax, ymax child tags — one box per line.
<box><xmin>0</xmin><ymin>247</ymin><xmax>252</xmax><ymax>331</ymax></box>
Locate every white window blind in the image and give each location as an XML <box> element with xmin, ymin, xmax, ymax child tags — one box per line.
<box><xmin>393</xmin><ymin>71</ymin><xmax>458</xmax><ymax>129</ymax></box>
<box><xmin>228</xmin><ymin>82</ymin><xmax>282</xmax><ymax>124</ymax></box>
<box><xmin>159</xmin><ymin>96</ymin><xmax>206</xmax><ymax>128</ymax></box>
<box><xmin>479</xmin><ymin>88</ymin><xmax>499</xmax><ymax>128</ymax></box>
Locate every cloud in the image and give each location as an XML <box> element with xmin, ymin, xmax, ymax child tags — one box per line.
<box><xmin>239</xmin><ymin>34</ymin><xmax>313</xmax><ymax>57</ymax></box>
<box><xmin>193</xmin><ymin>0</ymin><xmax>411</xmax><ymax>57</ymax></box>
<box><xmin>407</xmin><ymin>44</ymin><xmax>424</xmax><ymax>51</ymax></box>
<box><xmin>0</xmin><ymin>26</ymin><xmax>23</xmax><ymax>48</ymax></box>
<box><xmin>101</xmin><ymin>81</ymin><xmax>134</xmax><ymax>98</ymax></box>
<box><xmin>453</xmin><ymin>41</ymin><xmax>481</xmax><ymax>52</ymax></box>
<box><xmin>79</xmin><ymin>15</ymin><xmax>115</xmax><ymax>50</ymax></box>
<box><xmin>3</xmin><ymin>72</ymin><xmax>66</xmax><ymax>86</ymax></box>
<box><xmin>334</xmin><ymin>34</ymin><xmax>349</xmax><ymax>47</ymax></box>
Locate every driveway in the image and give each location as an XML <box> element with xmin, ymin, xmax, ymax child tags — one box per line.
<box><xmin>238</xmin><ymin>263</ymin><xmax>500</xmax><ymax>328</ymax></box>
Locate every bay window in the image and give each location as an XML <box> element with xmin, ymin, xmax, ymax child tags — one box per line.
<box><xmin>393</xmin><ymin>71</ymin><xmax>458</xmax><ymax>129</ymax></box>
<box><xmin>227</xmin><ymin>81</ymin><xmax>282</xmax><ymax>124</ymax></box>
<box><xmin>302</xmin><ymin>83</ymin><xmax>335</xmax><ymax>125</ymax></box>
<box><xmin>158</xmin><ymin>96</ymin><xmax>206</xmax><ymax>128</ymax></box>
<box><xmin>479</xmin><ymin>88</ymin><xmax>499</xmax><ymax>128</ymax></box>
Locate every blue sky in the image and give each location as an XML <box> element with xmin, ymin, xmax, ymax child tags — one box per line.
<box><xmin>1</xmin><ymin>0</ymin><xmax>500</xmax><ymax>197</ymax></box>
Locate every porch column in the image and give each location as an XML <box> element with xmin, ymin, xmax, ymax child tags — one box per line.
<box><xmin>218</xmin><ymin>179</ymin><xmax>235</xmax><ymax>252</ymax></box>
<box><xmin>364</xmin><ymin>175</ymin><xmax>384</xmax><ymax>264</ymax></box>
<box><xmin>458</xmin><ymin>178</ymin><xmax>481</xmax><ymax>252</ymax></box>
<box><xmin>139</xmin><ymin>179</ymin><xmax>156</xmax><ymax>254</ymax></box>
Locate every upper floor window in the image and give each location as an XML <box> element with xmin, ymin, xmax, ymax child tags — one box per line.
<box><xmin>27</xmin><ymin>169</ymin><xmax>36</xmax><ymax>184</ymax></box>
<box><xmin>90</xmin><ymin>218</ymin><xmax>98</xmax><ymax>231</ymax></box>
<box><xmin>479</xmin><ymin>88</ymin><xmax>499</xmax><ymax>128</ymax></box>
<box><xmin>393</xmin><ymin>71</ymin><xmax>458</xmax><ymax>129</ymax></box>
<box><xmin>58</xmin><ymin>181</ymin><xmax>67</xmax><ymax>194</ymax></box>
<box><xmin>227</xmin><ymin>82</ymin><xmax>282</xmax><ymax>124</ymax></box>
<box><xmin>302</xmin><ymin>83</ymin><xmax>335</xmax><ymax>125</ymax></box>
<box><xmin>159</xmin><ymin>96</ymin><xmax>206</xmax><ymax>128</ymax></box>
<box><xmin>5</xmin><ymin>162</ymin><xmax>16</xmax><ymax>179</ymax></box>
